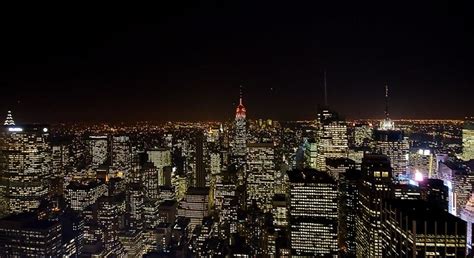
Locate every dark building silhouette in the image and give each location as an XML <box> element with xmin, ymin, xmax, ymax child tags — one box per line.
<box><xmin>382</xmin><ymin>199</ymin><xmax>467</xmax><ymax>257</ymax></box>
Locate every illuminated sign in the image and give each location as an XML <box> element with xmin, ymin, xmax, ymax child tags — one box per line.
<box><xmin>8</xmin><ymin>127</ymin><xmax>23</xmax><ymax>132</ymax></box>
<box><xmin>418</xmin><ymin>149</ymin><xmax>431</xmax><ymax>156</ymax></box>
<box><xmin>414</xmin><ymin>170</ymin><xmax>423</xmax><ymax>182</ymax></box>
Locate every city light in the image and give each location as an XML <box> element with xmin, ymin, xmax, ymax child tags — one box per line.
<box><xmin>8</xmin><ymin>127</ymin><xmax>23</xmax><ymax>132</ymax></box>
<box><xmin>414</xmin><ymin>170</ymin><xmax>424</xmax><ymax>182</ymax></box>
<box><xmin>0</xmin><ymin>6</ymin><xmax>470</xmax><ymax>257</ymax></box>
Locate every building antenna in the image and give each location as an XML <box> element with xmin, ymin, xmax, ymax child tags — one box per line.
<box><xmin>324</xmin><ymin>69</ymin><xmax>328</xmax><ymax>107</ymax></box>
<box><xmin>385</xmin><ymin>84</ymin><xmax>389</xmax><ymax>119</ymax></box>
<box><xmin>239</xmin><ymin>85</ymin><xmax>243</xmax><ymax>105</ymax></box>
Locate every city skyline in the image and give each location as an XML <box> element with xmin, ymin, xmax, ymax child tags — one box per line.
<box><xmin>1</xmin><ymin>3</ymin><xmax>473</xmax><ymax>122</ymax></box>
<box><xmin>1</xmin><ymin>3</ymin><xmax>474</xmax><ymax>257</ymax></box>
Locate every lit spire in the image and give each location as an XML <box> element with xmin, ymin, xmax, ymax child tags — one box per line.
<box><xmin>235</xmin><ymin>85</ymin><xmax>246</xmax><ymax>119</ymax></box>
<box><xmin>239</xmin><ymin>85</ymin><xmax>243</xmax><ymax>106</ymax></box>
<box><xmin>324</xmin><ymin>69</ymin><xmax>328</xmax><ymax>107</ymax></box>
<box><xmin>4</xmin><ymin>110</ymin><xmax>15</xmax><ymax>126</ymax></box>
<box><xmin>385</xmin><ymin>84</ymin><xmax>389</xmax><ymax>119</ymax></box>
<box><xmin>380</xmin><ymin>84</ymin><xmax>394</xmax><ymax>130</ymax></box>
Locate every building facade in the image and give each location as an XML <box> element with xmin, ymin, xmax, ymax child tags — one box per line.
<box><xmin>0</xmin><ymin>125</ymin><xmax>52</xmax><ymax>215</ymax></box>
<box><xmin>288</xmin><ymin>168</ymin><xmax>338</xmax><ymax>256</ymax></box>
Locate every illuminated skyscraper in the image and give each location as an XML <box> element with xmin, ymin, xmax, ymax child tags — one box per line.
<box><xmin>233</xmin><ymin>87</ymin><xmax>247</xmax><ymax>160</ymax></box>
<box><xmin>373</xmin><ymin>85</ymin><xmax>409</xmax><ymax>178</ymax></box>
<box><xmin>0</xmin><ymin>125</ymin><xmax>51</xmax><ymax>215</ymax></box>
<box><xmin>382</xmin><ymin>199</ymin><xmax>467</xmax><ymax>257</ymax></box>
<box><xmin>147</xmin><ymin>148</ymin><xmax>172</xmax><ymax>186</ymax></box>
<box><xmin>352</xmin><ymin>122</ymin><xmax>373</xmax><ymax>148</ymax></box>
<box><xmin>126</xmin><ymin>182</ymin><xmax>144</xmax><ymax>231</ymax></box>
<box><xmin>379</xmin><ymin>84</ymin><xmax>395</xmax><ymax>130</ymax></box>
<box><xmin>51</xmin><ymin>140</ymin><xmax>69</xmax><ymax>195</ymax></box>
<box><xmin>246</xmin><ymin>142</ymin><xmax>276</xmax><ymax>212</ymax></box>
<box><xmin>111</xmin><ymin>136</ymin><xmax>131</xmax><ymax>173</ymax></box>
<box><xmin>178</xmin><ymin>187</ymin><xmax>209</xmax><ymax>229</ymax></box>
<box><xmin>96</xmin><ymin>195</ymin><xmax>126</xmax><ymax>255</ymax></box>
<box><xmin>141</xmin><ymin>162</ymin><xmax>159</xmax><ymax>200</ymax></box>
<box><xmin>210</xmin><ymin>152</ymin><xmax>221</xmax><ymax>175</ymax></box>
<box><xmin>356</xmin><ymin>154</ymin><xmax>392</xmax><ymax>257</ymax></box>
<box><xmin>65</xmin><ymin>180</ymin><xmax>107</xmax><ymax>211</ymax></box>
<box><xmin>408</xmin><ymin>148</ymin><xmax>435</xmax><ymax>178</ymax></box>
<box><xmin>338</xmin><ymin>168</ymin><xmax>361</xmax><ymax>256</ymax></box>
<box><xmin>88</xmin><ymin>136</ymin><xmax>108</xmax><ymax>168</ymax></box>
<box><xmin>3</xmin><ymin>111</ymin><xmax>14</xmax><ymax>126</ymax></box>
<box><xmin>288</xmin><ymin>168</ymin><xmax>338</xmax><ymax>256</ymax></box>
<box><xmin>462</xmin><ymin>117</ymin><xmax>474</xmax><ymax>161</ymax></box>
<box><xmin>437</xmin><ymin>160</ymin><xmax>474</xmax><ymax>216</ymax></box>
<box><xmin>373</xmin><ymin>129</ymin><xmax>409</xmax><ymax>178</ymax></box>
<box><xmin>315</xmin><ymin>109</ymin><xmax>348</xmax><ymax>171</ymax></box>
<box><xmin>0</xmin><ymin>213</ymin><xmax>62</xmax><ymax>256</ymax></box>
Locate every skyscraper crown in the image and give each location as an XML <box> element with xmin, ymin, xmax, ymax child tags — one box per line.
<box><xmin>4</xmin><ymin>110</ymin><xmax>15</xmax><ymax>126</ymax></box>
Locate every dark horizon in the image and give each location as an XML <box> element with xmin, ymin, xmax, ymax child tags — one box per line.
<box><xmin>1</xmin><ymin>2</ymin><xmax>473</xmax><ymax>123</ymax></box>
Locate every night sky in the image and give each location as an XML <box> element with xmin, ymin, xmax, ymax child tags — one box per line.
<box><xmin>1</xmin><ymin>2</ymin><xmax>473</xmax><ymax>123</ymax></box>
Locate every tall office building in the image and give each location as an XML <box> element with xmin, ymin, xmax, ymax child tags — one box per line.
<box><xmin>111</xmin><ymin>136</ymin><xmax>131</xmax><ymax>173</ymax></box>
<box><xmin>462</xmin><ymin>117</ymin><xmax>474</xmax><ymax>161</ymax></box>
<box><xmin>233</xmin><ymin>88</ymin><xmax>247</xmax><ymax>160</ymax></box>
<box><xmin>178</xmin><ymin>187</ymin><xmax>209</xmax><ymax>229</ymax></box>
<box><xmin>214</xmin><ymin>172</ymin><xmax>238</xmax><ymax>237</ymax></box>
<box><xmin>0</xmin><ymin>213</ymin><xmax>62</xmax><ymax>256</ymax></box>
<box><xmin>210</xmin><ymin>152</ymin><xmax>221</xmax><ymax>175</ymax></box>
<box><xmin>461</xmin><ymin>193</ymin><xmax>474</xmax><ymax>253</ymax></box>
<box><xmin>356</xmin><ymin>154</ymin><xmax>392</xmax><ymax>257</ymax></box>
<box><xmin>382</xmin><ymin>199</ymin><xmax>467</xmax><ymax>257</ymax></box>
<box><xmin>315</xmin><ymin>108</ymin><xmax>348</xmax><ymax>172</ymax></box>
<box><xmin>65</xmin><ymin>180</ymin><xmax>107</xmax><ymax>211</ymax></box>
<box><xmin>373</xmin><ymin>129</ymin><xmax>409</xmax><ymax>178</ymax></box>
<box><xmin>0</xmin><ymin>124</ymin><xmax>52</xmax><ymax>215</ymax></box>
<box><xmin>126</xmin><ymin>183</ymin><xmax>144</xmax><ymax>230</ymax></box>
<box><xmin>246</xmin><ymin>142</ymin><xmax>276</xmax><ymax>212</ymax></box>
<box><xmin>96</xmin><ymin>195</ymin><xmax>126</xmax><ymax>255</ymax></box>
<box><xmin>437</xmin><ymin>160</ymin><xmax>474</xmax><ymax>216</ymax></box>
<box><xmin>195</xmin><ymin>131</ymin><xmax>206</xmax><ymax>187</ymax></box>
<box><xmin>352</xmin><ymin>122</ymin><xmax>373</xmax><ymax>148</ymax></box>
<box><xmin>338</xmin><ymin>168</ymin><xmax>361</xmax><ymax>256</ymax></box>
<box><xmin>409</xmin><ymin>148</ymin><xmax>435</xmax><ymax>178</ymax></box>
<box><xmin>3</xmin><ymin>110</ymin><xmax>14</xmax><ymax>126</ymax></box>
<box><xmin>288</xmin><ymin>168</ymin><xmax>338</xmax><ymax>256</ymax></box>
<box><xmin>374</xmin><ymin>84</ymin><xmax>409</xmax><ymax>178</ymax></box>
<box><xmin>142</xmin><ymin>162</ymin><xmax>159</xmax><ymax>200</ymax></box>
<box><xmin>147</xmin><ymin>148</ymin><xmax>172</xmax><ymax>186</ymax></box>
<box><xmin>51</xmin><ymin>142</ymin><xmax>70</xmax><ymax>185</ymax></box>
<box><xmin>88</xmin><ymin>135</ymin><xmax>108</xmax><ymax>168</ymax></box>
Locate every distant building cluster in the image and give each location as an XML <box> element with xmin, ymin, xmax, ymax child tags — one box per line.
<box><xmin>0</xmin><ymin>92</ymin><xmax>473</xmax><ymax>257</ymax></box>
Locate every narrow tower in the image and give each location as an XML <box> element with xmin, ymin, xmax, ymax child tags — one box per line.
<box><xmin>380</xmin><ymin>84</ymin><xmax>394</xmax><ymax>130</ymax></box>
<box><xmin>385</xmin><ymin>84</ymin><xmax>389</xmax><ymax>119</ymax></box>
<box><xmin>3</xmin><ymin>110</ymin><xmax>15</xmax><ymax>126</ymax></box>
<box><xmin>324</xmin><ymin>69</ymin><xmax>328</xmax><ymax>107</ymax></box>
<box><xmin>233</xmin><ymin>85</ymin><xmax>247</xmax><ymax>161</ymax></box>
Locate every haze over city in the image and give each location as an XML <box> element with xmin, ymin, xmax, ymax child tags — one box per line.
<box><xmin>1</xmin><ymin>2</ymin><xmax>473</xmax><ymax>122</ymax></box>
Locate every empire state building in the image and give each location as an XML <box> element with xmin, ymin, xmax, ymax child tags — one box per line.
<box><xmin>233</xmin><ymin>90</ymin><xmax>247</xmax><ymax>161</ymax></box>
